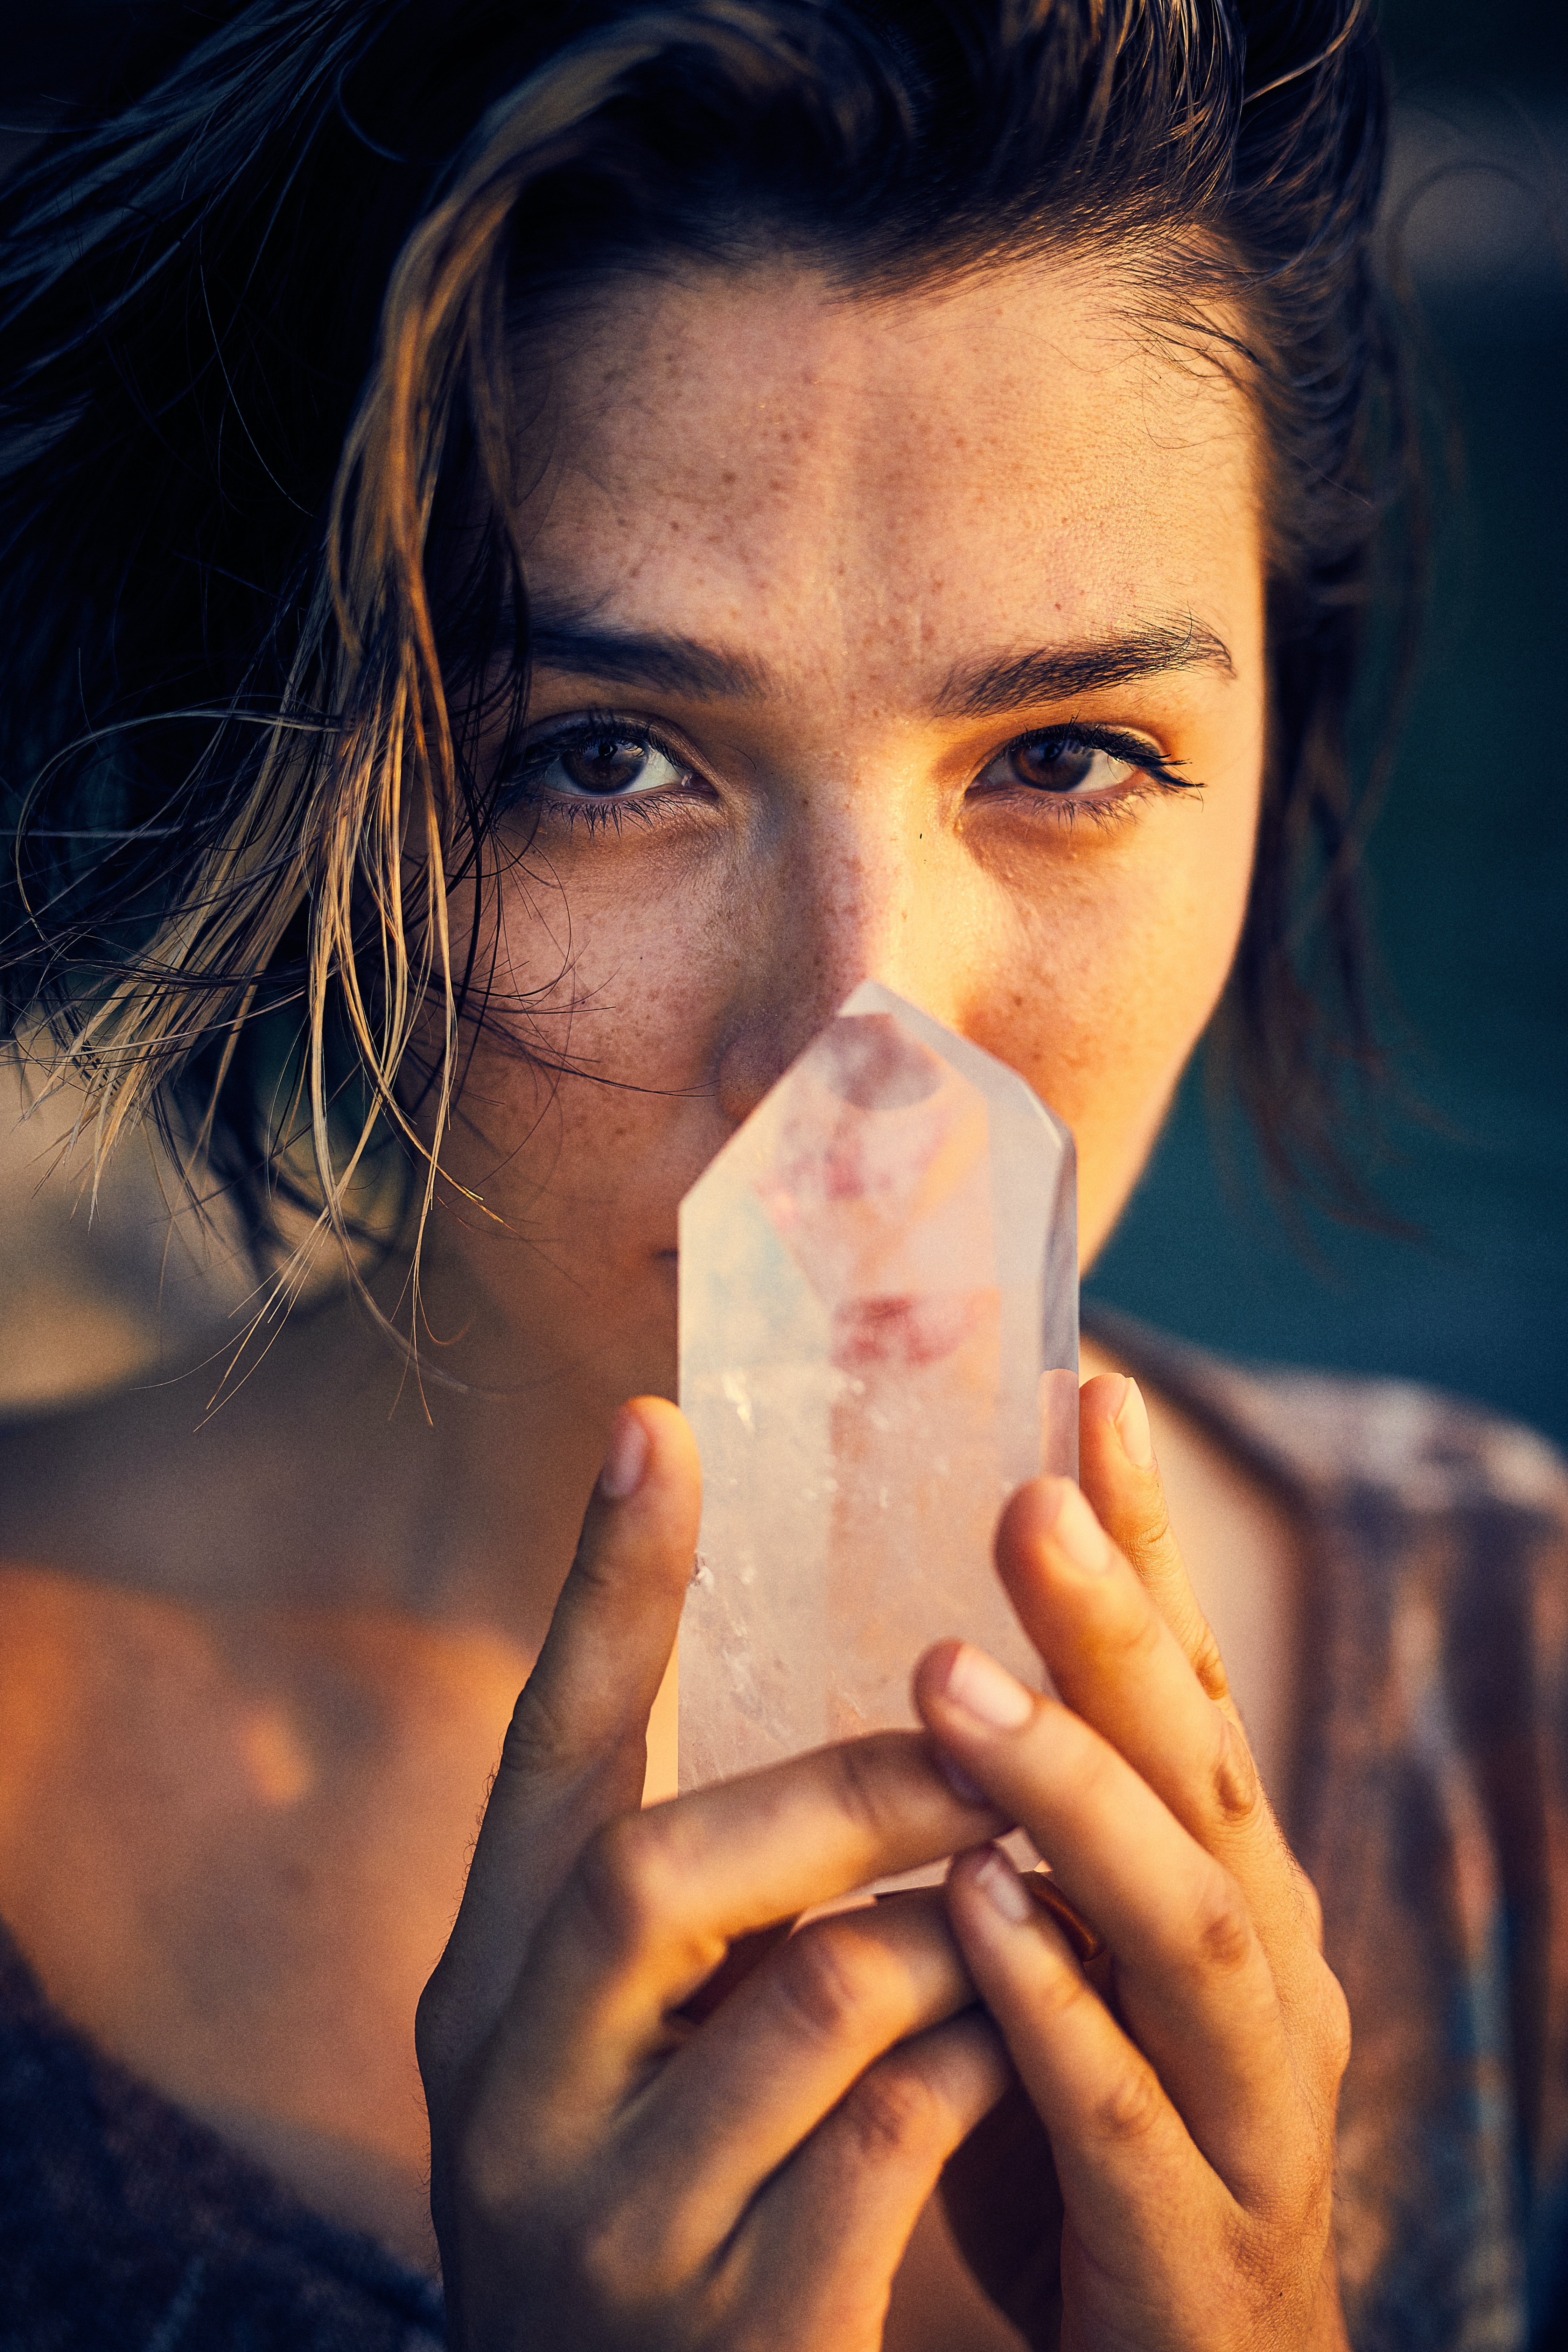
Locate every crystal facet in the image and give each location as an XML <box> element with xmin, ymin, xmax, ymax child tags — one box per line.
<box><xmin>678</xmin><ymin>982</ymin><xmax>1077</xmax><ymax>1791</ymax></box>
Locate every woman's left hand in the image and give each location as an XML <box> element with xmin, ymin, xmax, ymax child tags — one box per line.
<box><xmin>918</xmin><ymin>1373</ymin><xmax>1351</xmax><ymax>2351</ymax></box>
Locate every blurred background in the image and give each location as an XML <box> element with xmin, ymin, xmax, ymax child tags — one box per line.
<box><xmin>1</xmin><ymin>1</ymin><xmax>1565</xmax><ymax>1441</ymax></box>
<box><xmin>1090</xmin><ymin>0</ymin><xmax>1568</xmax><ymax>1447</ymax></box>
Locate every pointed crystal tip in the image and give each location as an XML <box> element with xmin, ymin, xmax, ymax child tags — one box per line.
<box><xmin>678</xmin><ymin>982</ymin><xmax>1077</xmax><ymax>1792</ymax></box>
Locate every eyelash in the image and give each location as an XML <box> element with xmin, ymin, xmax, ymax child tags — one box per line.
<box><xmin>497</xmin><ymin>714</ymin><xmax>693</xmax><ymax>835</ymax></box>
<box><xmin>498</xmin><ymin>711</ymin><xmax>1198</xmax><ymax>832</ymax></box>
<box><xmin>1019</xmin><ymin>724</ymin><xmax>1194</xmax><ymax>822</ymax></box>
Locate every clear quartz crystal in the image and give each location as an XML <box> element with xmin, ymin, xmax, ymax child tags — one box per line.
<box><xmin>678</xmin><ymin>981</ymin><xmax>1077</xmax><ymax>1792</ymax></box>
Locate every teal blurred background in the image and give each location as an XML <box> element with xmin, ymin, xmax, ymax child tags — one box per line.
<box><xmin>1088</xmin><ymin>0</ymin><xmax>1568</xmax><ymax>1448</ymax></box>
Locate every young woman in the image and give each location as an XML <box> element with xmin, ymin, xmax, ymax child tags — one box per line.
<box><xmin>1</xmin><ymin>2</ymin><xmax>1564</xmax><ymax>2345</ymax></box>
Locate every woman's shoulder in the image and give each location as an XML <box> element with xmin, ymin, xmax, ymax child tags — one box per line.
<box><xmin>1096</xmin><ymin>1309</ymin><xmax>1568</xmax><ymax>1823</ymax></box>
<box><xmin>1084</xmin><ymin>1302</ymin><xmax>1568</xmax><ymax>1541</ymax></box>
<box><xmin>1162</xmin><ymin>1339</ymin><xmax>1568</xmax><ymax>1717</ymax></box>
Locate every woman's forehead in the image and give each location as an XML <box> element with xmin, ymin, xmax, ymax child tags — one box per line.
<box><xmin>512</xmin><ymin>255</ymin><xmax>1264</xmax><ymax>700</ymax></box>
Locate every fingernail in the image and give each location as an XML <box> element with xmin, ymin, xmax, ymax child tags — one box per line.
<box><xmin>944</xmin><ymin>1643</ymin><xmax>1034</xmax><ymax>1730</ymax></box>
<box><xmin>1114</xmin><ymin>1376</ymin><xmax>1154</xmax><ymax>1470</ymax></box>
<box><xmin>598</xmin><ymin>1407</ymin><xmax>649</xmax><ymax>1500</ymax></box>
<box><xmin>1045</xmin><ymin>1479</ymin><xmax>1111</xmax><ymax>1573</ymax></box>
<box><xmin>934</xmin><ymin>1748</ymin><xmax>990</xmax><ymax>1807</ymax></box>
<box><xmin>976</xmin><ymin>1846</ymin><xmax>1035</xmax><ymax>1925</ymax></box>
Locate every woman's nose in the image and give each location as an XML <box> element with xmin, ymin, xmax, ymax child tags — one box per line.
<box><xmin>712</xmin><ymin>796</ymin><xmax>968</xmax><ymax>1127</ymax></box>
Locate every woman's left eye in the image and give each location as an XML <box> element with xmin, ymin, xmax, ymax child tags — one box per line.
<box><xmin>513</xmin><ymin>727</ymin><xmax>692</xmax><ymax>800</ymax></box>
<box><xmin>975</xmin><ymin>732</ymin><xmax>1144</xmax><ymax>798</ymax></box>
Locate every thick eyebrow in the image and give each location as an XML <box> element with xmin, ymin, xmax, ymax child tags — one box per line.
<box><xmin>934</xmin><ymin>617</ymin><xmax>1235</xmax><ymax>716</ymax></box>
<box><xmin>524</xmin><ymin>609</ymin><xmax>1233</xmax><ymax>710</ymax></box>
<box><xmin>527</xmin><ymin>616</ymin><xmax>771</xmax><ymax>701</ymax></box>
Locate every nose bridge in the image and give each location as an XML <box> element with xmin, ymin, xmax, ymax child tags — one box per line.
<box><xmin>804</xmin><ymin>786</ymin><xmax>922</xmax><ymax>994</ymax></box>
<box><xmin>713</xmin><ymin>763</ymin><xmax>960</xmax><ymax>1125</ymax></box>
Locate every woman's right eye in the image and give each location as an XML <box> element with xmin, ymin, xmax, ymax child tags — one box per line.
<box><xmin>511</xmin><ymin>726</ymin><xmax>693</xmax><ymax>801</ymax></box>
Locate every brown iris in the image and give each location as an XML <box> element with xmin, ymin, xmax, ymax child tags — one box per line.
<box><xmin>1006</xmin><ymin>735</ymin><xmax>1100</xmax><ymax>793</ymax></box>
<box><xmin>560</xmin><ymin>733</ymin><xmax>653</xmax><ymax>793</ymax></box>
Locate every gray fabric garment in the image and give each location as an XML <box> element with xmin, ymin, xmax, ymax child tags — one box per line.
<box><xmin>0</xmin><ymin>1905</ymin><xmax>444</xmax><ymax>2347</ymax></box>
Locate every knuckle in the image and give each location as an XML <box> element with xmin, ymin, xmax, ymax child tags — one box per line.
<box><xmin>571</xmin><ymin>2201</ymin><xmax>667</xmax><ymax>2313</ymax></box>
<box><xmin>1190</xmin><ymin>1867</ymin><xmax>1257</xmax><ymax>1979</ymax></box>
<box><xmin>1247</xmin><ymin>2144</ymin><xmax>1335</xmax><ymax>2266</ymax></box>
<box><xmin>1055</xmin><ymin>1531</ymin><xmax>1164</xmax><ymax>1659</ymax></box>
<box><xmin>452</xmin><ymin>2082</ymin><xmax>536</xmax><ymax>2235</ymax></box>
<box><xmin>841</xmin><ymin>2058</ymin><xmax>944</xmax><ymax>2165</ymax></box>
<box><xmin>1186</xmin><ymin>1615</ymin><xmax>1234</xmax><ymax>1708</ymax></box>
<box><xmin>498</xmin><ymin>1675</ymin><xmax>572</xmax><ymax>1783</ymax></box>
<box><xmin>1316</xmin><ymin>1964</ymin><xmax>1353</xmax><ymax>2081</ymax></box>
<box><xmin>827</xmin><ymin>1731</ymin><xmax>906</xmax><ymax>1847</ymax></box>
<box><xmin>1092</xmin><ymin>2056</ymin><xmax>1167</xmax><ymax>2148</ymax></box>
<box><xmin>1096</xmin><ymin>1587</ymin><xmax>1167</xmax><ymax>1672</ymax></box>
<box><xmin>413</xmin><ymin>1965</ymin><xmax>461</xmax><ymax>2096</ymax></box>
<box><xmin>773</xmin><ymin>1921</ymin><xmax>890</xmax><ymax>2046</ymax></box>
<box><xmin>1125</xmin><ymin>1489</ymin><xmax>1180</xmax><ymax>1563</ymax></box>
<box><xmin>1294</xmin><ymin>1861</ymin><xmax>1327</xmax><ymax>1951</ymax></box>
<box><xmin>1035</xmin><ymin>1957</ymin><xmax>1102</xmax><ymax>2032</ymax></box>
<box><xmin>1210</xmin><ymin>1710</ymin><xmax>1265</xmax><ymax>1829</ymax></box>
<box><xmin>569</xmin><ymin>1809</ymin><xmax>676</xmax><ymax>1965</ymax></box>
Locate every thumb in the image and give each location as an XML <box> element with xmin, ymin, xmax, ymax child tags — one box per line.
<box><xmin>419</xmin><ymin>1396</ymin><xmax>700</xmax><ymax>2094</ymax></box>
<box><xmin>504</xmin><ymin>1394</ymin><xmax>700</xmax><ymax>1803</ymax></box>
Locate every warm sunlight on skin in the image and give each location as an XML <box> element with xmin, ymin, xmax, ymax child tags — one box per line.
<box><xmin>0</xmin><ymin>252</ymin><xmax>1322</xmax><ymax>2330</ymax></box>
<box><xmin>430</xmin><ymin>253</ymin><xmax>1267</xmax><ymax>1412</ymax></box>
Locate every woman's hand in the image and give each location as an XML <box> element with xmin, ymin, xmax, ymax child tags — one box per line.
<box><xmin>921</xmin><ymin>1374</ymin><xmax>1351</xmax><ymax>2352</ymax></box>
<box><xmin>417</xmin><ymin>1395</ymin><xmax>1013</xmax><ymax>2351</ymax></box>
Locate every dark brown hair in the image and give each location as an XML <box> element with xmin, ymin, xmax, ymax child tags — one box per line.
<box><xmin>0</xmin><ymin>0</ymin><xmax>1404</xmax><ymax>1290</ymax></box>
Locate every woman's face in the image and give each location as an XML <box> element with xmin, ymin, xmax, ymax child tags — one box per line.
<box><xmin>436</xmin><ymin>254</ymin><xmax>1266</xmax><ymax>1413</ymax></box>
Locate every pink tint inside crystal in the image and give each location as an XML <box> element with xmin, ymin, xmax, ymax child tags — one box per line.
<box><xmin>830</xmin><ymin>1289</ymin><xmax>994</xmax><ymax>1370</ymax></box>
<box><xmin>678</xmin><ymin>982</ymin><xmax>1077</xmax><ymax>1800</ymax></box>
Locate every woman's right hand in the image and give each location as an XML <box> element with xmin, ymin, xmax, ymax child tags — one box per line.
<box><xmin>416</xmin><ymin>1395</ymin><xmax>1011</xmax><ymax>2350</ymax></box>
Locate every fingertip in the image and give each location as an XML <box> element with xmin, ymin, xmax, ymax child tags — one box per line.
<box><xmin>1079</xmin><ymin>1373</ymin><xmax>1157</xmax><ymax>1478</ymax></box>
<box><xmin>912</xmin><ymin>1647</ymin><xmax>1011</xmax><ymax>1812</ymax></box>
<box><xmin>1077</xmin><ymin>1369</ymin><xmax>1130</xmax><ymax>1427</ymax></box>
<box><xmin>912</xmin><ymin>1636</ymin><xmax>966</xmax><ymax>1712</ymax></box>
<box><xmin>1114</xmin><ymin>1377</ymin><xmax>1155</xmax><ymax>1470</ymax></box>
<box><xmin>598</xmin><ymin>1396</ymin><xmax>701</xmax><ymax>1522</ymax></box>
<box><xmin>597</xmin><ymin>1402</ymin><xmax>651</xmax><ymax>1499</ymax></box>
<box><xmin>947</xmin><ymin>1842</ymin><xmax>1038</xmax><ymax>1933</ymax></box>
<box><xmin>619</xmin><ymin>1392</ymin><xmax>699</xmax><ymax>1467</ymax></box>
<box><xmin>566</xmin><ymin>1400</ymin><xmax>702</xmax><ymax>1645</ymax></box>
<box><xmin>1076</xmin><ymin>1377</ymin><xmax>1169</xmax><ymax>1563</ymax></box>
<box><xmin>947</xmin><ymin>1850</ymin><xmax>1099</xmax><ymax>1978</ymax></box>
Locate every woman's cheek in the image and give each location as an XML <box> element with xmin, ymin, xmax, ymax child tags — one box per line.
<box><xmin>438</xmin><ymin>856</ymin><xmax>743</xmax><ymax>1224</ymax></box>
<box><xmin>984</xmin><ymin>819</ymin><xmax>1255</xmax><ymax>1262</ymax></box>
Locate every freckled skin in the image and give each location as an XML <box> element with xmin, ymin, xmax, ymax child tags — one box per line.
<box><xmin>0</xmin><ymin>253</ymin><xmax>1282</xmax><ymax>2286</ymax></box>
<box><xmin>432</xmin><ymin>255</ymin><xmax>1267</xmax><ymax>1423</ymax></box>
